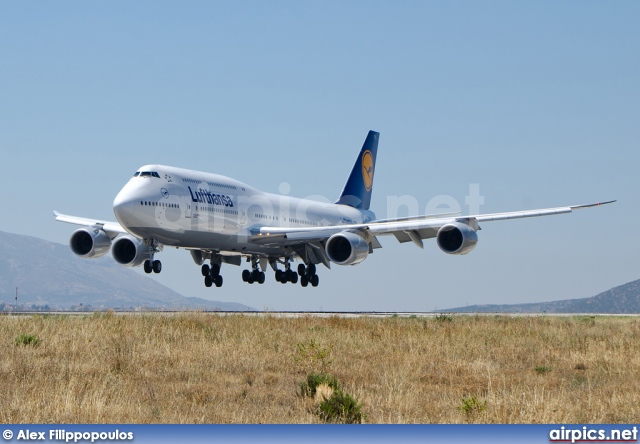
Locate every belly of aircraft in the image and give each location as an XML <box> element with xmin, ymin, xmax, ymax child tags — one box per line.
<box><xmin>124</xmin><ymin>226</ymin><xmax>288</xmax><ymax>256</ymax></box>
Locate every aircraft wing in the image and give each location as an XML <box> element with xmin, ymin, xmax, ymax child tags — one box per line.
<box><xmin>254</xmin><ymin>201</ymin><xmax>616</xmax><ymax>248</ymax></box>
<box><xmin>53</xmin><ymin>211</ymin><xmax>127</xmax><ymax>238</ymax></box>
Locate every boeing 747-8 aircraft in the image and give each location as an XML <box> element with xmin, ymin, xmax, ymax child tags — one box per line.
<box><xmin>55</xmin><ymin>131</ymin><xmax>614</xmax><ymax>288</ymax></box>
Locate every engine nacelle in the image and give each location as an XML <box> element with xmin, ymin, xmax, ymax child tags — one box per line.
<box><xmin>325</xmin><ymin>231</ymin><xmax>370</xmax><ymax>265</ymax></box>
<box><xmin>69</xmin><ymin>228</ymin><xmax>111</xmax><ymax>258</ymax></box>
<box><xmin>112</xmin><ymin>236</ymin><xmax>151</xmax><ymax>267</ymax></box>
<box><xmin>436</xmin><ymin>222</ymin><xmax>478</xmax><ymax>255</ymax></box>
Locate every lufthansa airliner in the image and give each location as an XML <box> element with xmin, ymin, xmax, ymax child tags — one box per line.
<box><xmin>55</xmin><ymin>131</ymin><xmax>614</xmax><ymax>288</ymax></box>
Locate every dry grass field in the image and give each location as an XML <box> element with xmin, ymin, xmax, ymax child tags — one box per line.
<box><xmin>1</xmin><ymin>312</ymin><xmax>639</xmax><ymax>423</ymax></box>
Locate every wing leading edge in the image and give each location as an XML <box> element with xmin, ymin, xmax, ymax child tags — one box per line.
<box><xmin>54</xmin><ymin>200</ymin><xmax>615</xmax><ymax>255</ymax></box>
<box><xmin>53</xmin><ymin>211</ymin><xmax>126</xmax><ymax>238</ymax></box>
<box><xmin>255</xmin><ymin>200</ymin><xmax>616</xmax><ymax>244</ymax></box>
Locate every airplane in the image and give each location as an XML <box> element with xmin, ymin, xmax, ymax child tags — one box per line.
<box><xmin>54</xmin><ymin>131</ymin><xmax>614</xmax><ymax>289</ymax></box>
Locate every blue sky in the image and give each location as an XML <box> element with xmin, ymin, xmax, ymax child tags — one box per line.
<box><xmin>0</xmin><ymin>1</ymin><xmax>638</xmax><ymax>311</ymax></box>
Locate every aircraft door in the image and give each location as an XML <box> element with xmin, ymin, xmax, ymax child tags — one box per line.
<box><xmin>238</xmin><ymin>199</ymin><xmax>247</xmax><ymax>227</ymax></box>
<box><xmin>184</xmin><ymin>199</ymin><xmax>192</xmax><ymax>218</ymax></box>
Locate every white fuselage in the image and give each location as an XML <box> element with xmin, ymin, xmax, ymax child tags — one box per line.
<box><xmin>112</xmin><ymin>165</ymin><xmax>375</xmax><ymax>256</ymax></box>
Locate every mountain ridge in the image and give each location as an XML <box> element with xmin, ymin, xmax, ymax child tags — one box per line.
<box><xmin>441</xmin><ymin>279</ymin><xmax>640</xmax><ymax>314</ymax></box>
<box><xmin>0</xmin><ymin>230</ymin><xmax>254</xmax><ymax>311</ymax></box>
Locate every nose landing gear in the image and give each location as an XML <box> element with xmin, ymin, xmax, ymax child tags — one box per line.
<box><xmin>143</xmin><ymin>240</ymin><xmax>162</xmax><ymax>274</ymax></box>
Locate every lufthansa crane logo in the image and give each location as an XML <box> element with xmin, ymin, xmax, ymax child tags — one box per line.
<box><xmin>361</xmin><ymin>150</ymin><xmax>374</xmax><ymax>191</ymax></box>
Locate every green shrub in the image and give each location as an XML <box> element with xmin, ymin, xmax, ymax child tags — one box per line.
<box><xmin>316</xmin><ymin>389</ymin><xmax>364</xmax><ymax>424</ymax></box>
<box><xmin>458</xmin><ymin>395</ymin><xmax>486</xmax><ymax>415</ymax></box>
<box><xmin>535</xmin><ymin>365</ymin><xmax>552</xmax><ymax>375</ymax></box>
<box><xmin>299</xmin><ymin>373</ymin><xmax>340</xmax><ymax>398</ymax></box>
<box><xmin>15</xmin><ymin>334</ymin><xmax>41</xmax><ymax>347</ymax></box>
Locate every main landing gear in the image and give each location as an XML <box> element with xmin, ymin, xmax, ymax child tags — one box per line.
<box><xmin>143</xmin><ymin>240</ymin><xmax>162</xmax><ymax>274</ymax></box>
<box><xmin>272</xmin><ymin>257</ymin><xmax>297</xmax><ymax>285</ymax></box>
<box><xmin>298</xmin><ymin>263</ymin><xmax>319</xmax><ymax>288</ymax></box>
<box><xmin>242</xmin><ymin>256</ymin><xmax>265</xmax><ymax>284</ymax></box>
<box><xmin>271</xmin><ymin>259</ymin><xmax>319</xmax><ymax>287</ymax></box>
<box><xmin>201</xmin><ymin>262</ymin><xmax>223</xmax><ymax>288</ymax></box>
<box><xmin>275</xmin><ymin>267</ymin><xmax>297</xmax><ymax>284</ymax></box>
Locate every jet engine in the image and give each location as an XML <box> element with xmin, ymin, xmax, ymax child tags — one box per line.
<box><xmin>436</xmin><ymin>222</ymin><xmax>478</xmax><ymax>255</ymax></box>
<box><xmin>325</xmin><ymin>231</ymin><xmax>370</xmax><ymax>265</ymax></box>
<box><xmin>112</xmin><ymin>235</ymin><xmax>151</xmax><ymax>267</ymax></box>
<box><xmin>69</xmin><ymin>228</ymin><xmax>111</xmax><ymax>258</ymax></box>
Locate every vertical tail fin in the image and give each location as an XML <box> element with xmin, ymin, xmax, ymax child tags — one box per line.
<box><xmin>336</xmin><ymin>131</ymin><xmax>379</xmax><ymax>210</ymax></box>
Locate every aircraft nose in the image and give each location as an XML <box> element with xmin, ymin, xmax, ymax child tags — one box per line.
<box><xmin>113</xmin><ymin>189</ymin><xmax>135</xmax><ymax>223</ymax></box>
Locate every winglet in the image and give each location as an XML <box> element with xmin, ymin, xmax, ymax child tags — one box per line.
<box><xmin>570</xmin><ymin>200</ymin><xmax>617</xmax><ymax>210</ymax></box>
<box><xmin>336</xmin><ymin>131</ymin><xmax>379</xmax><ymax>210</ymax></box>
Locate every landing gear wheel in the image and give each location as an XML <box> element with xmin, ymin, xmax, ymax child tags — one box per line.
<box><xmin>285</xmin><ymin>269</ymin><xmax>296</xmax><ymax>283</ymax></box>
<box><xmin>300</xmin><ymin>275</ymin><xmax>309</xmax><ymax>287</ymax></box>
<box><xmin>298</xmin><ymin>263</ymin><xmax>306</xmax><ymax>276</ymax></box>
<box><xmin>279</xmin><ymin>272</ymin><xmax>288</xmax><ymax>284</ymax></box>
<box><xmin>308</xmin><ymin>263</ymin><xmax>316</xmax><ymax>276</ymax></box>
<box><xmin>242</xmin><ymin>269</ymin><xmax>251</xmax><ymax>282</ymax></box>
<box><xmin>257</xmin><ymin>272</ymin><xmax>265</xmax><ymax>284</ymax></box>
<box><xmin>214</xmin><ymin>275</ymin><xmax>223</xmax><ymax>287</ymax></box>
<box><xmin>204</xmin><ymin>275</ymin><xmax>212</xmax><ymax>287</ymax></box>
<box><xmin>291</xmin><ymin>273</ymin><xmax>298</xmax><ymax>284</ymax></box>
<box><xmin>152</xmin><ymin>260</ymin><xmax>162</xmax><ymax>274</ymax></box>
<box><xmin>247</xmin><ymin>274</ymin><xmax>255</xmax><ymax>284</ymax></box>
<box><xmin>310</xmin><ymin>274</ymin><xmax>319</xmax><ymax>287</ymax></box>
<box><xmin>144</xmin><ymin>260</ymin><xmax>152</xmax><ymax>274</ymax></box>
<box><xmin>210</xmin><ymin>263</ymin><xmax>220</xmax><ymax>277</ymax></box>
<box><xmin>275</xmin><ymin>269</ymin><xmax>284</xmax><ymax>281</ymax></box>
<box><xmin>201</xmin><ymin>264</ymin><xmax>210</xmax><ymax>276</ymax></box>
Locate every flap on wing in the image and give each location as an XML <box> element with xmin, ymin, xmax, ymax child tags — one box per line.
<box><xmin>392</xmin><ymin>231</ymin><xmax>412</xmax><ymax>243</ymax></box>
<box><xmin>370</xmin><ymin>236</ymin><xmax>382</xmax><ymax>249</ymax></box>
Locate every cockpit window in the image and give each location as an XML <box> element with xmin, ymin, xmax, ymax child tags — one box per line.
<box><xmin>133</xmin><ymin>171</ymin><xmax>160</xmax><ymax>179</ymax></box>
<box><xmin>137</xmin><ymin>171</ymin><xmax>160</xmax><ymax>178</ymax></box>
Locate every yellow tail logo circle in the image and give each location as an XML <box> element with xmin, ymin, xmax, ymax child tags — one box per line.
<box><xmin>361</xmin><ymin>150</ymin><xmax>374</xmax><ymax>192</ymax></box>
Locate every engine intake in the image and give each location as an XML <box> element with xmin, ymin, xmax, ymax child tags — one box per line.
<box><xmin>325</xmin><ymin>231</ymin><xmax>370</xmax><ymax>265</ymax></box>
<box><xmin>112</xmin><ymin>236</ymin><xmax>151</xmax><ymax>267</ymax></box>
<box><xmin>69</xmin><ymin>228</ymin><xmax>111</xmax><ymax>258</ymax></box>
<box><xmin>436</xmin><ymin>222</ymin><xmax>478</xmax><ymax>255</ymax></box>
